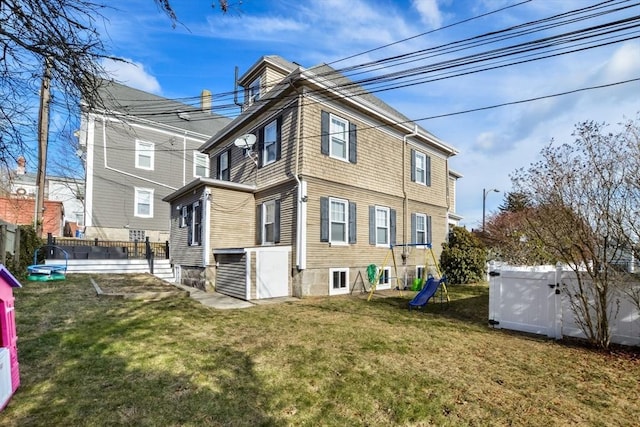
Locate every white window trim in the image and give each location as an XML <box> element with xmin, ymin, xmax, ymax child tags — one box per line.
<box><xmin>415</xmin><ymin>213</ymin><xmax>427</xmax><ymax>247</ymax></box>
<box><xmin>193</xmin><ymin>152</ymin><xmax>209</xmax><ymax>178</ymax></box>
<box><xmin>262</xmin><ymin>120</ymin><xmax>277</xmax><ymax>167</ymax></box>
<box><xmin>329</xmin><ymin>114</ymin><xmax>349</xmax><ymax>162</ymax></box>
<box><xmin>375</xmin><ymin>206</ymin><xmax>390</xmax><ymax>247</ymax></box>
<box><xmin>414</xmin><ymin>151</ymin><xmax>427</xmax><ymax>185</ymax></box>
<box><xmin>135</xmin><ymin>140</ymin><xmax>155</xmax><ymax>171</ymax></box>
<box><xmin>329</xmin><ymin>197</ymin><xmax>349</xmax><ymax>246</ymax></box>
<box><xmin>329</xmin><ymin>267</ymin><xmax>350</xmax><ymax>296</ymax></box>
<box><xmin>134</xmin><ymin>187</ymin><xmax>154</xmax><ymax>218</ymax></box>
<box><xmin>262</xmin><ymin>200</ymin><xmax>276</xmax><ymax>245</ymax></box>
<box><xmin>376</xmin><ymin>266</ymin><xmax>392</xmax><ymax>290</ymax></box>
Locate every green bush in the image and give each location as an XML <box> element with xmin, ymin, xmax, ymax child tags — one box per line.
<box><xmin>440</xmin><ymin>227</ymin><xmax>486</xmax><ymax>284</ymax></box>
<box><xmin>5</xmin><ymin>225</ymin><xmax>43</xmax><ymax>281</ymax></box>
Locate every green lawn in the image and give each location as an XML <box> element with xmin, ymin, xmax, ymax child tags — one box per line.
<box><xmin>2</xmin><ymin>274</ymin><xmax>639</xmax><ymax>426</ymax></box>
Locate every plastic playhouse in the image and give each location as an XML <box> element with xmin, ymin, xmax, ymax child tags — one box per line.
<box><xmin>0</xmin><ymin>265</ymin><xmax>21</xmax><ymax>411</ymax></box>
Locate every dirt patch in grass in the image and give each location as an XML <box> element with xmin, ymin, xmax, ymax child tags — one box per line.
<box><xmin>90</xmin><ymin>273</ymin><xmax>188</xmax><ymax>300</ymax></box>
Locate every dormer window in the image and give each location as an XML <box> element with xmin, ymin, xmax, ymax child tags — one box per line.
<box><xmin>247</xmin><ymin>78</ymin><xmax>261</xmax><ymax>105</ymax></box>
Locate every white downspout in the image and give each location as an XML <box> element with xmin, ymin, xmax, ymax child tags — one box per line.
<box><xmin>291</xmin><ymin>83</ymin><xmax>307</xmax><ymax>270</ymax></box>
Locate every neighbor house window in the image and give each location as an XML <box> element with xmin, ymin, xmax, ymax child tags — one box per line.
<box><xmin>194</xmin><ymin>152</ymin><xmax>209</xmax><ymax>177</ymax></box>
<box><xmin>129</xmin><ymin>229</ymin><xmax>145</xmax><ymax>241</ymax></box>
<box><xmin>375</xmin><ymin>206</ymin><xmax>389</xmax><ymax>246</ymax></box>
<box><xmin>411</xmin><ymin>149</ymin><xmax>431</xmax><ymax>186</ymax></box>
<box><xmin>217</xmin><ymin>150</ymin><xmax>230</xmax><ymax>181</ymax></box>
<box><xmin>329</xmin><ymin>268</ymin><xmax>349</xmax><ymax>295</ymax></box>
<box><xmin>74</xmin><ymin>211</ymin><xmax>84</xmax><ymax>227</ymax></box>
<box><xmin>416</xmin><ymin>266</ymin><xmax>425</xmax><ymax>281</ymax></box>
<box><xmin>262</xmin><ymin>120</ymin><xmax>278</xmax><ymax>166</ymax></box>
<box><xmin>135</xmin><ymin>140</ymin><xmax>154</xmax><ymax>170</ymax></box>
<box><xmin>134</xmin><ymin>187</ymin><xmax>153</xmax><ymax>218</ymax></box>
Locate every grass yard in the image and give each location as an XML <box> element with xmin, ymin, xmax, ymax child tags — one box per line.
<box><xmin>1</xmin><ymin>274</ymin><xmax>638</xmax><ymax>426</ymax></box>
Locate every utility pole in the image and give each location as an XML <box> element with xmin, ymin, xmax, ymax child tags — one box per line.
<box><xmin>35</xmin><ymin>57</ymin><xmax>52</xmax><ymax>237</ymax></box>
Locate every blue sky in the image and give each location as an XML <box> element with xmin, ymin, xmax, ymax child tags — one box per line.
<box><xmin>94</xmin><ymin>0</ymin><xmax>640</xmax><ymax>229</ymax></box>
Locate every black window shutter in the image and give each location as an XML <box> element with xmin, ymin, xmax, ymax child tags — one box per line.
<box><xmin>426</xmin><ymin>155</ymin><xmax>431</xmax><ymax>186</ymax></box>
<box><xmin>321</xmin><ymin>111</ymin><xmax>329</xmax><ymax>155</ymax></box>
<box><xmin>320</xmin><ymin>197</ymin><xmax>329</xmax><ymax>242</ymax></box>
<box><xmin>390</xmin><ymin>208</ymin><xmax>396</xmax><ymax>246</ymax></box>
<box><xmin>369</xmin><ymin>205</ymin><xmax>375</xmax><ymax>245</ymax></box>
<box><xmin>216</xmin><ymin>154</ymin><xmax>221</xmax><ymax>180</ymax></box>
<box><xmin>187</xmin><ymin>205</ymin><xmax>193</xmax><ymax>245</ymax></box>
<box><xmin>348</xmin><ymin>201</ymin><xmax>356</xmax><ymax>244</ymax></box>
<box><xmin>410</xmin><ymin>149</ymin><xmax>416</xmax><ymax>182</ymax></box>
<box><xmin>427</xmin><ymin>215</ymin><xmax>432</xmax><ymax>245</ymax></box>
<box><xmin>349</xmin><ymin>122</ymin><xmax>357</xmax><ymax>164</ymax></box>
<box><xmin>276</xmin><ymin>116</ymin><xmax>282</xmax><ymax>161</ymax></box>
<box><xmin>411</xmin><ymin>213</ymin><xmax>416</xmax><ymax>243</ymax></box>
<box><xmin>274</xmin><ymin>199</ymin><xmax>281</xmax><ymax>243</ymax></box>
<box><xmin>256</xmin><ymin>203</ymin><xmax>262</xmax><ymax>244</ymax></box>
<box><xmin>225</xmin><ymin>150</ymin><xmax>231</xmax><ymax>181</ymax></box>
<box><xmin>257</xmin><ymin>127</ymin><xmax>264</xmax><ymax>168</ymax></box>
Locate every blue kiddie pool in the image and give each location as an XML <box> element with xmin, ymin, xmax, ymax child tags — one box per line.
<box><xmin>27</xmin><ymin>246</ymin><xmax>68</xmax><ymax>282</ymax></box>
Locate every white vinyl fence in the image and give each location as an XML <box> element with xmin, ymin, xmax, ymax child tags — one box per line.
<box><xmin>488</xmin><ymin>264</ymin><xmax>640</xmax><ymax>347</ymax></box>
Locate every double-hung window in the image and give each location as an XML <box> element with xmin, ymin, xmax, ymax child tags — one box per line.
<box><xmin>134</xmin><ymin>187</ymin><xmax>153</xmax><ymax>218</ymax></box>
<box><xmin>194</xmin><ymin>152</ymin><xmax>209</xmax><ymax>177</ymax></box>
<box><xmin>411</xmin><ymin>149</ymin><xmax>431</xmax><ymax>186</ymax></box>
<box><xmin>217</xmin><ymin>150</ymin><xmax>230</xmax><ymax>181</ymax></box>
<box><xmin>330</xmin><ymin>198</ymin><xmax>348</xmax><ymax>244</ymax></box>
<box><xmin>135</xmin><ymin>140</ymin><xmax>154</xmax><ymax>170</ymax></box>
<box><xmin>415</xmin><ymin>213</ymin><xmax>426</xmax><ymax>245</ymax></box>
<box><xmin>247</xmin><ymin>78</ymin><xmax>260</xmax><ymax>105</ymax></box>
<box><xmin>191</xmin><ymin>201</ymin><xmax>202</xmax><ymax>246</ymax></box>
<box><xmin>321</xmin><ymin>197</ymin><xmax>356</xmax><ymax>245</ymax></box>
<box><xmin>375</xmin><ymin>206</ymin><xmax>389</xmax><ymax>246</ymax></box>
<box><xmin>321</xmin><ymin>111</ymin><xmax>357</xmax><ymax>164</ymax></box>
<box><xmin>412</xmin><ymin>212</ymin><xmax>432</xmax><ymax>246</ymax></box>
<box><xmin>263</xmin><ymin>201</ymin><xmax>275</xmax><ymax>244</ymax></box>
<box><xmin>330</xmin><ymin>115</ymin><xmax>348</xmax><ymax>161</ymax></box>
<box><xmin>262</xmin><ymin>120</ymin><xmax>277</xmax><ymax>166</ymax></box>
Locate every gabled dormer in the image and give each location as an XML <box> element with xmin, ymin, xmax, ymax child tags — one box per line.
<box><xmin>238</xmin><ymin>55</ymin><xmax>299</xmax><ymax>109</ymax></box>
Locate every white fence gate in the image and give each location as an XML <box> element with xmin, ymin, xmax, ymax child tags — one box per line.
<box><xmin>489</xmin><ymin>265</ymin><xmax>640</xmax><ymax>347</ymax></box>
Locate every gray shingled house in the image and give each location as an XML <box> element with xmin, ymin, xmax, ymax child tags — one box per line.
<box><xmin>78</xmin><ymin>80</ymin><xmax>231</xmax><ymax>241</ymax></box>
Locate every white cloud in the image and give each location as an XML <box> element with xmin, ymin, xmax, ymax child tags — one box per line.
<box><xmin>411</xmin><ymin>0</ymin><xmax>443</xmax><ymax>29</ymax></box>
<box><xmin>101</xmin><ymin>58</ymin><xmax>162</xmax><ymax>94</ymax></box>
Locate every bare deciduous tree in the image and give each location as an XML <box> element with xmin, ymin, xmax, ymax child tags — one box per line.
<box><xmin>511</xmin><ymin>117</ymin><xmax>640</xmax><ymax>349</ymax></box>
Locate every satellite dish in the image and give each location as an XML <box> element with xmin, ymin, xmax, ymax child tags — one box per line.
<box><xmin>233</xmin><ymin>134</ymin><xmax>256</xmax><ymax>149</ymax></box>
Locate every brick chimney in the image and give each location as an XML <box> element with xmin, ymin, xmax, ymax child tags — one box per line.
<box><xmin>201</xmin><ymin>89</ymin><xmax>212</xmax><ymax>114</ymax></box>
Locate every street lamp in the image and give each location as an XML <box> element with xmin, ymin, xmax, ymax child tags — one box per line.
<box><xmin>482</xmin><ymin>188</ymin><xmax>499</xmax><ymax>232</ymax></box>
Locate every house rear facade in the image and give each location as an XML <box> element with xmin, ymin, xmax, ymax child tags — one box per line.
<box><xmin>79</xmin><ymin>81</ymin><xmax>231</xmax><ymax>241</ymax></box>
<box><xmin>164</xmin><ymin>56</ymin><xmax>461</xmax><ymax>298</ymax></box>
